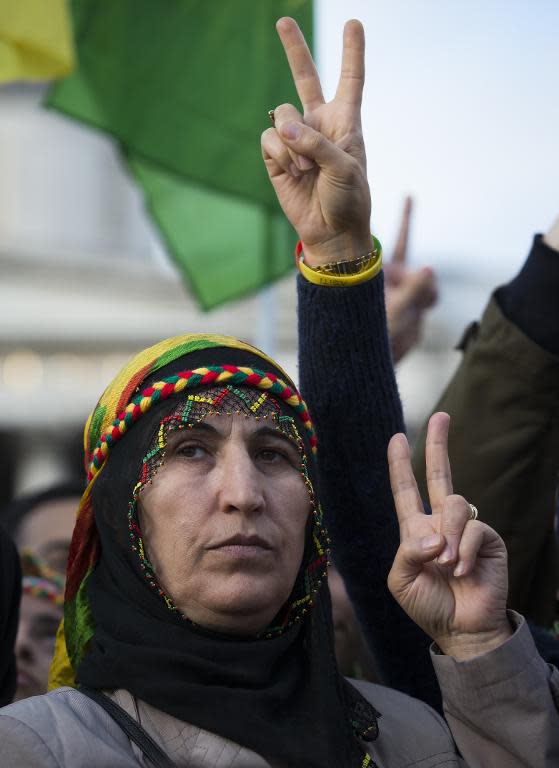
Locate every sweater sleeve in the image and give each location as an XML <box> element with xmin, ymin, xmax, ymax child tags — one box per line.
<box><xmin>496</xmin><ymin>234</ymin><xmax>559</xmax><ymax>356</ymax></box>
<box><xmin>297</xmin><ymin>272</ymin><xmax>441</xmax><ymax>711</ymax></box>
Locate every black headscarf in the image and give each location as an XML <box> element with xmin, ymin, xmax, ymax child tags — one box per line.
<box><xmin>76</xmin><ymin>349</ymin><xmax>378</xmax><ymax>767</ymax></box>
<box><xmin>0</xmin><ymin>524</ymin><xmax>21</xmax><ymax>706</ymax></box>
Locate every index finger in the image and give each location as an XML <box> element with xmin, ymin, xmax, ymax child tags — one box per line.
<box><xmin>391</xmin><ymin>195</ymin><xmax>413</xmax><ymax>265</ymax></box>
<box><xmin>334</xmin><ymin>20</ymin><xmax>365</xmax><ymax>108</ymax></box>
<box><xmin>276</xmin><ymin>17</ymin><xmax>324</xmax><ymax>111</ymax></box>
<box><xmin>388</xmin><ymin>432</ymin><xmax>426</xmax><ymax>530</ymax></box>
<box><xmin>425</xmin><ymin>412</ymin><xmax>453</xmax><ymax>516</ymax></box>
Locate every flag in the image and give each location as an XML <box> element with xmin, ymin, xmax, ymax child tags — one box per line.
<box><xmin>0</xmin><ymin>0</ymin><xmax>75</xmax><ymax>84</ymax></box>
<box><xmin>47</xmin><ymin>0</ymin><xmax>313</xmax><ymax>309</ymax></box>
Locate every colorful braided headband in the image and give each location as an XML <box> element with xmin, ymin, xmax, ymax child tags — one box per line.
<box><xmin>23</xmin><ymin>576</ymin><xmax>64</xmax><ymax>606</ymax></box>
<box><xmin>88</xmin><ymin>364</ymin><xmax>317</xmax><ymax>482</ymax></box>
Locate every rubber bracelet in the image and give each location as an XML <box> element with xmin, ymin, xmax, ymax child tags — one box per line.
<box><xmin>295</xmin><ymin>237</ymin><xmax>383</xmax><ymax>287</ymax></box>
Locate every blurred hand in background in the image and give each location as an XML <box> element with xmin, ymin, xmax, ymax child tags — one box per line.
<box><xmin>385</xmin><ymin>197</ymin><xmax>438</xmax><ymax>363</ymax></box>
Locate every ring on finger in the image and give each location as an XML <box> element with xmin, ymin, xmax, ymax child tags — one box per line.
<box><xmin>268</xmin><ymin>109</ymin><xmax>275</xmax><ymax>124</ymax></box>
<box><xmin>468</xmin><ymin>503</ymin><xmax>478</xmax><ymax>521</ymax></box>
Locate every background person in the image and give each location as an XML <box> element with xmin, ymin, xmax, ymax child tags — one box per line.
<box><xmin>413</xmin><ymin>214</ymin><xmax>559</xmax><ymax>629</ymax></box>
<box><xmin>13</xmin><ymin>552</ymin><xmax>64</xmax><ymax>702</ymax></box>
<box><xmin>384</xmin><ymin>196</ymin><xmax>438</xmax><ymax>364</ymax></box>
<box><xmin>0</xmin><ymin>524</ymin><xmax>20</xmax><ymax>707</ymax></box>
<box><xmin>2</xmin><ymin>483</ymin><xmax>83</xmax><ymax>575</ymax></box>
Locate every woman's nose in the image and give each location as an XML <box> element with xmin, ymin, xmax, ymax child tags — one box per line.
<box><xmin>15</xmin><ymin>625</ymin><xmax>34</xmax><ymax>663</ymax></box>
<box><xmin>217</xmin><ymin>445</ymin><xmax>265</xmax><ymax>516</ymax></box>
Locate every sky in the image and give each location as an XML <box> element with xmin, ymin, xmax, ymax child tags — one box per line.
<box><xmin>316</xmin><ymin>0</ymin><xmax>559</xmax><ymax>281</ymax></box>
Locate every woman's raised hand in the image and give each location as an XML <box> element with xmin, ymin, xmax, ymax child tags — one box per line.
<box><xmin>387</xmin><ymin>412</ymin><xmax>512</xmax><ymax>660</ymax></box>
<box><xmin>262</xmin><ymin>17</ymin><xmax>371</xmax><ymax>267</ymax></box>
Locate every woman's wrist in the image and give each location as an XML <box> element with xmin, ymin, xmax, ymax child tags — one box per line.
<box><xmin>435</xmin><ymin>620</ymin><xmax>513</xmax><ymax>662</ymax></box>
<box><xmin>300</xmin><ymin>229</ymin><xmax>372</xmax><ymax>268</ymax></box>
<box><xmin>296</xmin><ymin>237</ymin><xmax>382</xmax><ymax>287</ymax></box>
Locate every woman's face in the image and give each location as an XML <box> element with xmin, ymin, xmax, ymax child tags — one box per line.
<box><xmin>16</xmin><ymin>497</ymin><xmax>79</xmax><ymax>574</ymax></box>
<box><xmin>138</xmin><ymin>414</ymin><xmax>311</xmax><ymax>635</ymax></box>
<box><xmin>14</xmin><ymin>594</ymin><xmax>63</xmax><ymax>702</ymax></box>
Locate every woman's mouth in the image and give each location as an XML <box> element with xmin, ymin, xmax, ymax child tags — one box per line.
<box><xmin>210</xmin><ymin>534</ymin><xmax>273</xmax><ymax>558</ymax></box>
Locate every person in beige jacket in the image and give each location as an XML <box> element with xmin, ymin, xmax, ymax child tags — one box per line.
<box><xmin>1</xmin><ymin>16</ymin><xmax>558</xmax><ymax>768</ymax></box>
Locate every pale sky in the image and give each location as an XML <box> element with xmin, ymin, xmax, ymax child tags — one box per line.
<box><xmin>316</xmin><ymin>0</ymin><xmax>559</xmax><ymax>281</ymax></box>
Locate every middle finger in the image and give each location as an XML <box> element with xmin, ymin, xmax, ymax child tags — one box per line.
<box><xmin>388</xmin><ymin>432</ymin><xmax>426</xmax><ymax>533</ymax></box>
<box><xmin>425</xmin><ymin>412</ymin><xmax>453</xmax><ymax>517</ymax></box>
<box><xmin>335</xmin><ymin>19</ymin><xmax>366</xmax><ymax>109</ymax></box>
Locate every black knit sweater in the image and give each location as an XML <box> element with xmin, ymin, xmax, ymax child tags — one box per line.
<box><xmin>297</xmin><ymin>233</ymin><xmax>559</xmax><ymax>710</ymax></box>
<box><xmin>297</xmin><ymin>272</ymin><xmax>441</xmax><ymax>711</ymax></box>
<box><xmin>497</xmin><ymin>234</ymin><xmax>559</xmax><ymax>356</ymax></box>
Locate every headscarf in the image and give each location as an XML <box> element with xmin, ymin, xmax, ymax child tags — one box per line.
<box><xmin>0</xmin><ymin>524</ymin><xmax>21</xmax><ymax>706</ymax></box>
<box><xmin>20</xmin><ymin>551</ymin><xmax>65</xmax><ymax>606</ymax></box>
<box><xmin>49</xmin><ymin>334</ymin><xmax>378</xmax><ymax>768</ymax></box>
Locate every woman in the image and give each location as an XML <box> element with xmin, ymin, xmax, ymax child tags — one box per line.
<box><xmin>0</xmin><ymin>331</ymin><xmax>418</xmax><ymax>766</ymax></box>
<box><xmin>0</xmin><ymin>327</ymin><xmax>550</xmax><ymax>767</ymax></box>
<box><xmin>13</xmin><ymin>552</ymin><xmax>64</xmax><ymax>703</ymax></box>
<box><xmin>0</xmin><ymin>340</ymin><xmax>557</xmax><ymax>767</ymax></box>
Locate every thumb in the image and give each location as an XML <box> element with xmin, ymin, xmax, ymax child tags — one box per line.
<box><xmin>387</xmin><ymin>533</ymin><xmax>445</xmax><ymax>600</ymax></box>
<box><xmin>279</xmin><ymin>121</ymin><xmax>349</xmax><ymax>172</ymax></box>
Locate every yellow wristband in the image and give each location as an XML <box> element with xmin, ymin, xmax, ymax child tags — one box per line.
<box><xmin>296</xmin><ymin>236</ymin><xmax>383</xmax><ymax>287</ymax></box>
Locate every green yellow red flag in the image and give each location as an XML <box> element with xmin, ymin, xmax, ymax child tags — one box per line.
<box><xmin>47</xmin><ymin>0</ymin><xmax>313</xmax><ymax>309</ymax></box>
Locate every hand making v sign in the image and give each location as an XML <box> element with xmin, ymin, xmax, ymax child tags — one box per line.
<box><xmin>262</xmin><ymin>17</ymin><xmax>372</xmax><ymax>268</ymax></box>
<box><xmin>388</xmin><ymin>413</ymin><xmax>512</xmax><ymax>660</ymax></box>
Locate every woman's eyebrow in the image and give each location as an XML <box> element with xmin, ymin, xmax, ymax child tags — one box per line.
<box><xmin>169</xmin><ymin>422</ymin><xmax>221</xmax><ymax>439</ymax></box>
<box><xmin>41</xmin><ymin>538</ymin><xmax>72</xmax><ymax>555</ymax></box>
<box><xmin>252</xmin><ymin>426</ymin><xmax>300</xmax><ymax>453</ymax></box>
<box><xmin>31</xmin><ymin>615</ymin><xmax>62</xmax><ymax>633</ymax></box>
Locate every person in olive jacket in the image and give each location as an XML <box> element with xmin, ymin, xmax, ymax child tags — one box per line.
<box><xmin>413</xmin><ymin>216</ymin><xmax>559</xmax><ymax>631</ymax></box>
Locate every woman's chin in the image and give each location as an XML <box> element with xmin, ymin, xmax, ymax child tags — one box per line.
<box><xmin>178</xmin><ymin>575</ymin><xmax>289</xmax><ymax>634</ymax></box>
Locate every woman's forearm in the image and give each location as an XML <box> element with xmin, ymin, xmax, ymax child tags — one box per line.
<box><xmin>297</xmin><ymin>272</ymin><xmax>441</xmax><ymax>709</ymax></box>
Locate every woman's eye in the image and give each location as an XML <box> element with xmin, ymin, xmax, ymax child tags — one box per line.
<box><xmin>257</xmin><ymin>448</ymin><xmax>286</xmax><ymax>464</ymax></box>
<box><xmin>38</xmin><ymin>634</ymin><xmax>57</xmax><ymax>651</ymax></box>
<box><xmin>177</xmin><ymin>443</ymin><xmax>207</xmax><ymax>459</ymax></box>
